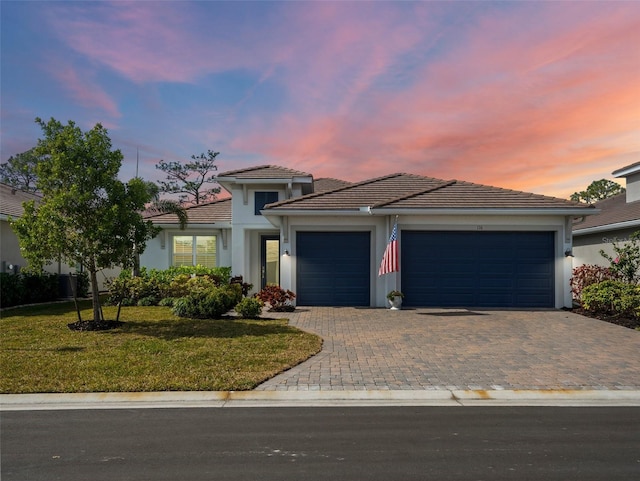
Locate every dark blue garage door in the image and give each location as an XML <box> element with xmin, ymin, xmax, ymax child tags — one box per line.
<box><xmin>401</xmin><ymin>231</ymin><xmax>555</xmax><ymax>308</ymax></box>
<box><xmin>297</xmin><ymin>232</ymin><xmax>370</xmax><ymax>306</ymax></box>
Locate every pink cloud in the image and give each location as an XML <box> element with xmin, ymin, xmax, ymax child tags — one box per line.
<box><xmin>232</xmin><ymin>2</ymin><xmax>640</xmax><ymax>198</ymax></box>
<box><xmin>45</xmin><ymin>56</ymin><xmax>120</xmax><ymax>119</ymax></box>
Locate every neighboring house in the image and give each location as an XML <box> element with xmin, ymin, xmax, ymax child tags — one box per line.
<box><xmin>0</xmin><ymin>182</ymin><xmax>118</xmax><ymax>290</ymax></box>
<box><xmin>0</xmin><ymin>183</ymin><xmax>39</xmax><ymax>274</ymax></box>
<box><xmin>572</xmin><ymin>162</ymin><xmax>640</xmax><ymax>267</ymax></box>
<box><xmin>142</xmin><ymin>165</ymin><xmax>596</xmax><ymax>309</ymax></box>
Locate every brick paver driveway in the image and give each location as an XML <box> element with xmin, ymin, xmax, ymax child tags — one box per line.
<box><xmin>256</xmin><ymin>308</ymin><xmax>640</xmax><ymax>391</ymax></box>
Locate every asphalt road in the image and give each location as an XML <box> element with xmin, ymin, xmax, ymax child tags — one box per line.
<box><xmin>2</xmin><ymin>407</ymin><xmax>638</xmax><ymax>481</ymax></box>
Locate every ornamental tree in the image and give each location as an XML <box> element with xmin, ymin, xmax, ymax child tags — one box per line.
<box><xmin>11</xmin><ymin>118</ymin><xmax>160</xmax><ymax>325</ymax></box>
<box><xmin>155</xmin><ymin>149</ymin><xmax>221</xmax><ymax>204</ymax></box>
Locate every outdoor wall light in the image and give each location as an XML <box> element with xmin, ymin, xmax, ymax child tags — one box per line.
<box><xmin>564</xmin><ymin>249</ymin><xmax>574</xmax><ymax>257</ymax></box>
<box><xmin>283</xmin><ymin>250</ymin><xmax>290</xmax><ymax>256</ymax></box>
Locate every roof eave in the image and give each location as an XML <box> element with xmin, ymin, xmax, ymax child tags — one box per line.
<box><xmin>263</xmin><ymin>207</ymin><xmax>599</xmax><ymax>217</ymax></box>
<box><xmin>217</xmin><ymin>176</ymin><xmax>313</xmax><ymax>185</ymax></box>
<box><xmin>151</xmin><ymin>222</ymin><xmax>232</xmax><ymax>229</ymax></box>
<box><xmin>573</xmin><ymin>219</ymin><xmax>640</xmax><ymax>236</ymax></box>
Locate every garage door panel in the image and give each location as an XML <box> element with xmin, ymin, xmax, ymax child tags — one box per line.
<box><xmin>401</xmin><ymin>231</ymin><xmax>554</xmax><ymax>308</ymax></box>
<box><xmin>297</xmin><ymin>232</ymin><xmax>370</xmax><ymax>306</ymax></box>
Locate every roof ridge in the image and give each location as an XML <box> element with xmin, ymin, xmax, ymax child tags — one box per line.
<box><xmin>372</xmin><ymin>179</ymin><xmax>456</xmax><ymax>208</ymax></box>
<box><xmin>218</xmin><ymin>164</ymin><xmax>312</xmax><ymax>177</ymax></box>
<box><xmin>266</xmin><ymin>173</ymin><xmax>405</xmax><ymax>208</ymax></box>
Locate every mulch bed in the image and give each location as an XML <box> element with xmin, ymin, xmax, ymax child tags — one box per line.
<box><xmin>571</xmin><ymin>308</ymin><xmax>640</xmax><ymax>330</ymax></box>
<box><xmin>67</xmin><ymin>320</ymin><xmax>125</xmax><ymax>331</ymax></box>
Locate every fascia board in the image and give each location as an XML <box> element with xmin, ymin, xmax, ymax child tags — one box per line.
<box><xmin>264</xmin><ymin>207</ymin><xmax>599</xmax><ymax>217</ymax></box>
<box><xmin>153</xmin><ymin>223</ymin><xmax>228</xmax><ymax>229</ymax></box>
<box><xmin>573</xmin><ymin>219</ymin><xmax>640</xmax><ymax>236</ymax></box>
<box><xmin>613</xmin><ymin>165</ymin><xmax>640</xmax><ymax>178</ymax></box>
<box><xmin>216</xmin><ymin>177</ymin><xmax>312</xmax><ymax>185</ymax></box>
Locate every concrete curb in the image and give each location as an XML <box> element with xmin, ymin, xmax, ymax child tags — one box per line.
<box><xmin>2</xmin><ymin>389</ymin><xmax>639</xmax><ymax>410</ymax></box>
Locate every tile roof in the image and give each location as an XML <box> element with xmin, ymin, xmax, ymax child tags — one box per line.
<box><xmin>265</xmin><ymin>173</ymin><xmax>593</xmax><ymax>212</ymax></box>
<box><xmin>573</xmin><ymin>194</ymin><xmax>640</xmax><ymax>232</ymax></box>
<box><xmin>0</xmin><ymin>183</ymin><xmax>41</xmax><ymax>218</ymax></box>
<box><xmin>217</xmin><ymin>165</ymin><xmax>312</xmax><ymax>179</ymax></box>
<box><xmin>313</xmin><ymin>177</ymin><xmax>352</xmax><ymax>192</ymax></box>
<box><xmin>145</xmin><ymin>197</ymin><xmax>231</xmax><ymax>224</ymax></box>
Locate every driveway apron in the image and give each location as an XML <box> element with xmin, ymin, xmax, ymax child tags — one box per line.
<box><xmin>255</xmin><ymin>308</ymin><xmax>640</xmax><ymax>391</ymax></box>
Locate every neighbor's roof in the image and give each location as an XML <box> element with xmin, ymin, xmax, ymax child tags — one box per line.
<box><xmin>264</xmin><ymin>173</ymin><xmax>595</xmax><ymax>213</ymax></box>
<box><xmin>573</xmin><ymin>193</ymin><xmax>640</xmax><ymax>234</ymax></box>
<box><xmin>217</xmin><ymin>165</ymin><xmax>313</xmax><ymax>180</ymax></box>
<box><xmin>0</xmin><ymin>183</ymin><xmax>41</xmax><ymax>218</ymax></box>
<box><xmin>144</xmin><ymin>198</ymin><xmax>231</xmax><ymax>224</ymax></box>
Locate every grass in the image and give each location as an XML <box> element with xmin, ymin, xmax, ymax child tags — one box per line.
<box><xmin>0</xmin><ymin>300</ymin><xmax>322</xmax><ymax>393</ymax></box>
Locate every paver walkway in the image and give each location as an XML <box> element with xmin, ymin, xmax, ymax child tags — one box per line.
<box><xmin>256</xmin><ymin>307</ymin><xmax>640</xmax><ymax>391</ymax></box>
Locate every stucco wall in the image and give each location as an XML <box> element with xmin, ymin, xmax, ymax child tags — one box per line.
<box><xmin>280</xmin><ymin>213</ymin><xmax>571</xmax><ymax>308</ymax></box>
<box><xmin>573</xmin><ymin>227</ymin><xmax>638</xmax><ymax>268</ymax></box>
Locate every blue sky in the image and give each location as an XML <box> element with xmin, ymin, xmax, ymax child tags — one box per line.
<box><xmin>2</xmin><ymin>0</ymin><xmax>639</xmax><ymax>198</ymax></box>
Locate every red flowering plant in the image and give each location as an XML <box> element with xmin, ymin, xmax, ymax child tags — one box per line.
<box><xmin>255</xmin><ymin>284</ymin><xmax>296</xmax><ymax>312</ymax></box>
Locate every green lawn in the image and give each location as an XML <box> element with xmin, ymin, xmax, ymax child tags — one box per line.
<box><xmin>0</xmin><ymin>301</ymin><xmax>322</xmax><ymax>393</ymax></box>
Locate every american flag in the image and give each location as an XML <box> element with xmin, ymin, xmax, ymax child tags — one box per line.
<box><xmin>378</xmin><ymin>220</ymin><xmax>399</xmax><ymax>276</ymax></box>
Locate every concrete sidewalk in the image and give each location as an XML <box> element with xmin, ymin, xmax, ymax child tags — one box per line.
<box><xmin>2</xmin><ymin>307</ymin><xmax>639</xmax><ymax>410</ymax></box>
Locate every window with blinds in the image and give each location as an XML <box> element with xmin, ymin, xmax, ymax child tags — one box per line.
<box><xmin>172</xmin><ymin>235</ymin><xmax>216</xmax><ymax>267</ymax></box>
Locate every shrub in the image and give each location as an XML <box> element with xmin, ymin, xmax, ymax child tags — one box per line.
<box><xmin>256</xmin><ymin>285</ymin><xmax>296</xmax><ymax>312</ymax></box>
<box><xmin>75</xmin><ymin>272</ymin><xmax>89</xmax><ymax>297</ymax></box>
<box><xmin>570</xmin><ymin>264</ymin><xmax>620</xmax><ymax>301</ymax></box>
<box><xmin>0</xmin><ymin>271</ymin><xmax>61</xmax><ymax>308</ymax></box>
<box><xmin>582</xmin><ymin>280</ymin><xmax>640</xmax><ymax>319</ymax></box>
<box><xmin>171</xmin><ymin>286</ymin><xmax>236</xmax><ymax>319</ymax></box>
<box><xmin>137</xmin><ymin>296</ymin><xmax>159</xmax><ymax>306</ymax></box>
<box><xmin>0</xmin><ymin>273</ymin><xmax>22</xmax><ymax>307</ymax></box>
<box><xmin>234</xmin><ymin>297</ymin><xmax>264</xmax><ymax>318</ymax></box>
<box><xmin>600</xmin><ymin>231</ymin><xmax>640</xmax><ymax>284</ymax></box>
<box><xmin>158</xmin><ymin>297</ymin><xmax>176</xmax><ymax>307</ymax></box>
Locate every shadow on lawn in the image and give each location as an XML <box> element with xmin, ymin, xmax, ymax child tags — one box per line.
<box><xmin>113</xmin><ymin>318</ymin><xmax>302</xmax><ymax>340</ymax></box>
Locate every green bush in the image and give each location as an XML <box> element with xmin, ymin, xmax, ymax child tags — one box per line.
<box><xmin>234</xmin><ymin>297</ymin><xmax>264</xmax><ymax>318</ymax></box>
<box><xmin>75</xmin><ymin>272</ymin><xmax>89</xmax><ymax>297</ymax></box>
<box><xmin>137</xmin><ymin>296</ymin><xmax>159</xmax><ymax>306</ymax></box>
<box><xmin>171</xmin><ymin>286</ymin><xmax>237</xmax><ymax>319</ymax></box>
<box><xmin>600</xmin><ymin>231</ymin><xmax>640</xmax><ymax>283</ymax></box>
<box><xmin>570</xmin><ymin>264</ymin><xmax>620</xmax><ymax>301</ymax></box>
<box><xmin>104</xmin><ymin>276</ymin><xmax>161</xmax><ymax>306</ymax></box>
<box><xmin>0</xmin><ymin>273</ymin><xmax>22</xmax><ymax>307</ymax></box>
<box><xmin>582</xmin><ymin>280</ymin><xmax>640</xmax><ymax>319</ymax></box>
<box><xmin>158</xmin><ymin>297</ymin><xmax>176</xmax><ymax>307</ymax></box>
<box><xmin>107</xmin><ymin>266</ymin><xmax>233</xmax><ymax>305</ymax></box>
<box><xmin>0</xmin><ymin>271</ymin><xmax>61</xmax><ymax>308</ymax></box>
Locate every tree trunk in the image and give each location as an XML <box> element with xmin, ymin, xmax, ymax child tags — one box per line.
<box><xmin>90</xmin><ymin>269</ymin><xmax>101</xmax><ymax>322</ymax></box>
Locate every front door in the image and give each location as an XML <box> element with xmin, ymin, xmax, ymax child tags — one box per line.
<box><xmin>261</xmin><ymin>235</ymin><xmax>280</xmax><ymax>289</ymax></box>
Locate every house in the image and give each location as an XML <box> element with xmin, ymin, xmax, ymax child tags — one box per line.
<box><xmin>0</xmin><ymin>182</ymin><xmax>118</xmax><ymax>290</ymax></box>
<box><xmin>0</xmin><ymin>183</ymin><xmax>39</xmax><ymax>274</ymax></box>
<box><xmin>572</xmin><ymin>162</ymin><xmax>640</xmax><ymax>267</ymax></box>
<box><xmin>141</xmin><ymin>165</ymin><xmax>596</xmax><ymax>309</ymax></box>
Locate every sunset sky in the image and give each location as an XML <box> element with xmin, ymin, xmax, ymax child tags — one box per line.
<box><xmin>1</xmin><ymin>0</ymin><xmax>639</xmax><ymax>199</ymax></box>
